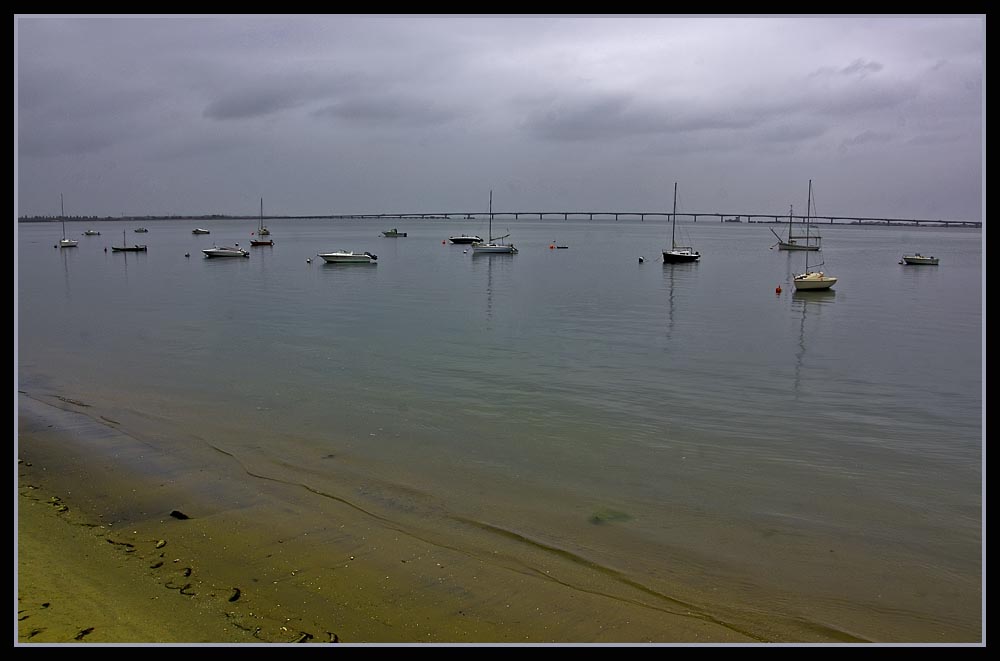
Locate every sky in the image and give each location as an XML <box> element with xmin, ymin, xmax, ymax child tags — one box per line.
<box><xmin>14</xmin><ymin>15</ymin><xmax>985</xmax><ymax>221</ymax></box>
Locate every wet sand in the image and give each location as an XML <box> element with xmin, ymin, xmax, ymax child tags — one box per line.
<box><xmin>16</xmin><ymin>392</ymin><xmax>341</xmax><ymax>644</ymax></box>
<box><xmin>15</xmin><ymin>390</ymin><xmax>785</xmax><ymax>645</ymax></box>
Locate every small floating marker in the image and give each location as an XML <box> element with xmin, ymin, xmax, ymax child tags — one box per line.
<box><xmin>104</xmin><ymin>247</ymin><xmax>107</xmax><ymax>252</ymax></box>
<box><xmin>463</xmin><ymin>250</ymin><xmax>468</xmax><ymax>254</ymax></box>
<box><xmin>306</xmin><ymin>258</ymin><xmax>312</xmax><ymax>263</ymax></box>
<box><xmin>775</xmin><ymin>285</ymin><xmax>782</xmax><ymax>294</ymax></box>
<box><xmin>638</xmin><ymin>256</ymin><xmax>644</xmax><ymax>263</ymax></box>
<box><xmin>442</xmin><ymin>240</ymin><xmax>446</xmax><ymax>244</ymax></box>
<box><xmin>549</xmin><ymin>244</ymin><xmax>555</xmax><ymax>249</ymax></box>
<box><xmin>184</xmin><ymin>253</ymin><xmax>190</xmax><ymax>257</ymax></box>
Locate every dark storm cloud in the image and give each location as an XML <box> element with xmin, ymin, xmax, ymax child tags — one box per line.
<box><xmin>204</xmin><ymin>90</ymin><xmax>306</xmax><ymax>120</ymax></box>
<box><xmin>522</xmin><ymin>93</ymin><xmax>757</xmax><ymax>142</ymax></box>
<box><xmin>839</xmin><ymin>129</ymin><xmax>894</xmax><ymax>151</ymax></box>
<box><xmin>313</xmin><ymin>97</ymin><xmax>458</xmax><ymax>126</ymax></box>
<box><xmin>840</xmin><ymin>59</ymin><xmax>884</xmax><ymax>76</ymax></box>
<box><xmin>202</xmin><ymin>69</ymin><xmax>366</xmax><ymax>121</ymax></box>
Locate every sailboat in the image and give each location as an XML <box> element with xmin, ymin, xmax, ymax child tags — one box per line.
<box><xmin>792</xmin><ymin>180</ymin><xmax>836</xmax><ymax>291</ymax></box>
<box><xmin>58</xmin><ymin>194</ymin><xmax>78</xmax><ymax>248</ymax></box>
<box><xmin>111</xmin><ymin>228</ymin><xmax>147</xmax><ymax>252</ymax></box>
<box><xmin>472</xmin><ymin>190</ymin><xmax>517</xmax><ymax>254</ymax></box>
<box><xmin>771</xmin><ymin>201</ymin><xmax>821</xmax><ymax>251</ymax></box>
<box><xmin>251</xmin><ymin>198</ymin><xmax>273</xmax><ymax>246</ymax></box>
<box><xmin>257</xmin><ymin>198</ymin><xmax>270</xmax><ymax>236</ymax></box>
<box><xmin>661</xmin><ymin>182</ymin><xmax>699</xmax><ymax>263</ymax></box>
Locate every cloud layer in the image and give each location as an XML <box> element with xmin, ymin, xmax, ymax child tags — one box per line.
<box><xmin>16</xmin><ymin>15</ymin><xmax>984</xmax><ymax>220</ymax></box>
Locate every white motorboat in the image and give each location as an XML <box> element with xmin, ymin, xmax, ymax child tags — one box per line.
<box><xmin>901</xmin><ymin>253</ymin><xmax>939</xmax><ymax>265</ymax></box>
<box><xmin>316</xmin><ymin>250</ymin><xmax>378</xmax><ymax>263</ymax></box>
<box><xmin>449</xmin><ymin>235</ymin><xmax>482</xmax><ymax>244</ymax></box>
<box><xmin>192</xmin><ymin>228</ymin><xmax>211</xmax><ymax>234</ymax></box>
<box><xmin>83</xmin><ymin>229</ymin><xmax>101</xmax><ymax>236</ymax></box>
<box><xmin>134</xmin><ymin>227</ymin><xmax>149</xmax><ymax>233</ymax></box>
<box><xmin>202</xmin><ymin>245</ymin><xmax>249</xmax><ymax>258</ymax></box>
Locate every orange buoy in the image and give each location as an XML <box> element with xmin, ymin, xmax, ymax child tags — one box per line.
<box><xmin>775</xmin><ymin>285</ymin><xmax>782</xmax><ymax>294</ymax></box>
<box><xmin>549</xmin><ymin>244</ymin><xmax>555</xmax><ymax>249</ymax></box>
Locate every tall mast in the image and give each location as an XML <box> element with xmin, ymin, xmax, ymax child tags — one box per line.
<box><xmin>489</xmin><ymin>189</ymin><xmax>493</xmax><ymax>241</ymax></box>
<box><xmin>61</xmin><ymin>193</ymin><xmax>66</xmax><ymax>236</ymax></box>
<box><xmin>806</xmin><ymin>180</ymin><xmax>812</xmax><ymax>225</ymax></box>
<box><xmin>260</xmin><ymin>197</ymin><xmax>263</xmax><ymax>231</ymax></box>
<box><xmin>804</xmin><ymin>180</ymin><xmax>812</xmax><ymax>271</ymax></box>
<box><xmin>671</xmin><ymin>182</ymin><xmax>678</xmax><ymax>248</ymax></box>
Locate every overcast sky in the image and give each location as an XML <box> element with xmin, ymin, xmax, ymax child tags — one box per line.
<box><xmin>15</xmin><ymin>15</ymin><xmax>984</xmax><ymax>221</ymax></box>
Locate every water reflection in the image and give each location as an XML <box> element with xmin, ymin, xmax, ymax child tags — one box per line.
<box><xmin>60</xmin><ymin>244</ymin><xmax>72</xmax><ymax>300</ymax></box>
<box><xmin>791</xmin><ymin>289</ymin><xmax>836</xmax><ymax>397</ymax></box>
<box><xmin>471</xmin><ymin>251</ymin><xmax>514</xmax><ymax>325</ymax></box>
<box><xmin>661</xmin><ymin>262</ymin><xmax>697</xmax><ymax>343</ymax></box>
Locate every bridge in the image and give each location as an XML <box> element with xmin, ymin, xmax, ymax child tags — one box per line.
<box><xmin>313</xmin><ymin>211</ymin><xmax>981</xmax><ymax>228</ymax></box>
<box><xmin>20</xmin><ymin>212</ymin><xmax>982</xmax><ymax>228</ymax></box>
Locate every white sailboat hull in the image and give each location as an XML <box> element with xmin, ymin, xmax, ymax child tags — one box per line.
<box><xmin>793</xmin><ymin>272</ymin><xmax>837</xmax><ymax>290</ymax></box>
<box><xmin>472</xmin><ymin>243</ymin><xmax>517</xmax><ymax>253</ymax></box>
<box><xmin>777</xmin><ymin>242</ymin><xmax>820</xmax><ymax>251</ymax></box>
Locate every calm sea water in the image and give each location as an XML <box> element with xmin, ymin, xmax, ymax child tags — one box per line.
<box><xmin>16</xmin><ymin>216</ymin><xmax>983</xmax><ymax>641</ymax></box>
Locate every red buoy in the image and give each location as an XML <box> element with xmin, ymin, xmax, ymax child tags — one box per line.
<box><xmin>775</xmin><ymin>285</ymin><xmax>782</xmax><ymax>294</ymax></box>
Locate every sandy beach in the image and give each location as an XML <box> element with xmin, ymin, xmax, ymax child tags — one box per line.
<box><xmin>17</xmin><ymin>390</ymin><xmax>767</xmax><ymax>646</ymax></box>
<box><xmin>16</xmin><ymin>392</ymin><xmax>344</xmax><ymax>645</ymax></box>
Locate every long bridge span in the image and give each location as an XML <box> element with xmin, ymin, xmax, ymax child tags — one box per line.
<box><xmin>312</xmin><ymin>211</ymin><xmax>981</xmax><ymax>228</ymax></box>
<box><xmin>21</xmin><ymin>212</ymin><xmax>982</xmax><ymax>228</ymax></box>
